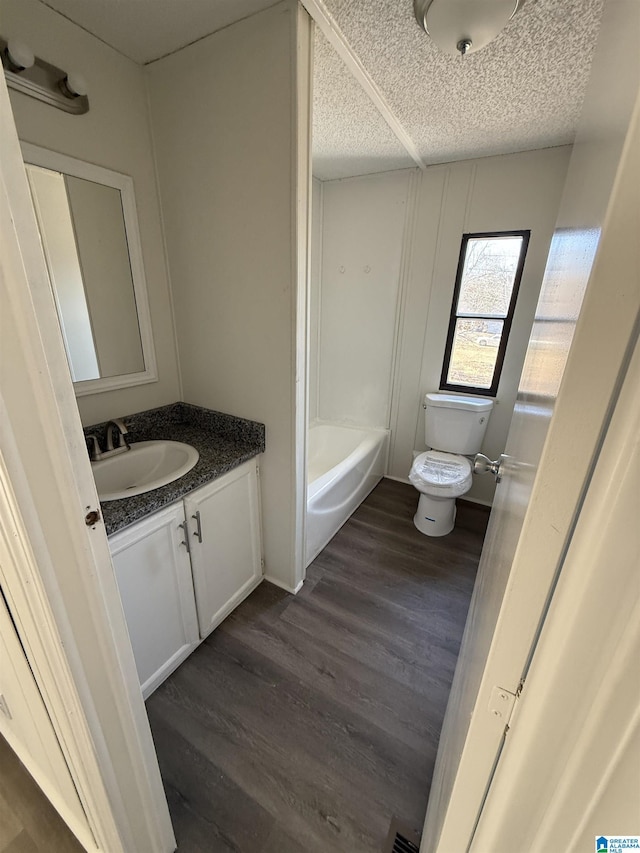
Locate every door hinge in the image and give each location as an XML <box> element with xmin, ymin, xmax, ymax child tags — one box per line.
<box><xmin>260</xmin><ymin>557</ymin><xmax>265</xmax><ymax>573</ymax></box>
<box><xmin>488</xmin><ymin>684</ymin><xmax>520</xmax><ymax>730</ymax></box>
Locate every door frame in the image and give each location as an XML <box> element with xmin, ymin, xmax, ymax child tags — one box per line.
<box><xmin>292</xmin><ymin>0</ymin><xmax>313</xmax><ymax>589</ymax></box>
<box><xmin>0</xmin><ymin>72</ymin><xmax>174</xmax><ymax>852</ymax></box>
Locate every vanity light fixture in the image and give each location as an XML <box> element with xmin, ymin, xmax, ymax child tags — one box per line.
<box><xmin>1</xmin><ymin>35</ymin><xmax>89</xmax><ymax>114</ymax></box>
<box><xmin>413</xmin><ymin>0</ymin><xmax>523</xmax><ymax>57</ymax></box>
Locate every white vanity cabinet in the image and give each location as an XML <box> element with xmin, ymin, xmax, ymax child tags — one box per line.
<box><xmin>185</xmin><ymin>460</ymin><xmax>263</xmax><ymax>639</ymax></box>
<box><xmin>109</xmin><ymin>502</ymin><xmax>200</xmax><ymax>698</ymax></box>
<box><xmin>109</xmin><ymin>458</ymin><xmax>263</xmax><ymax>698</ymax></box>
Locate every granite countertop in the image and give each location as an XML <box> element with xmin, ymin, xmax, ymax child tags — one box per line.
<box><xmin>84</xmin><ymin>402</ymin><xmax>265</xmax><ymax>536</ymax></box>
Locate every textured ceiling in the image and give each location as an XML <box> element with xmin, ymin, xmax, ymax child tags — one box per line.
<box><xmin>313</xmin><ymin>29</ymin><xmax>414</xmax><ymax>181</ymax></box>
<box><xmin>33</xmin><ymin>0</ymin><xmax>604</xmax><ymax>179</ymax></box>
<box><xmin>37</xmin><ymin>0</ymin><xmax>279</xmax><ymax>63</ymax></box>
<box><xmin>319</xmin><ymin>0</ymin><xmax>604</xmax><ymax>168</ymax></box>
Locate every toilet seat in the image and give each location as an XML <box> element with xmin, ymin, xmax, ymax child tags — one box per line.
<box><xmin>409</xmin><ymin>450</ymin><xmax>472</xmax><ymax>497</ymax></box>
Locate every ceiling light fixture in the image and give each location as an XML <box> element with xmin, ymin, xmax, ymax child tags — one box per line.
<box><xmin>414</xmin><ymin>0</ymin><xmax>523</xmax><ymax>57</ymax></box>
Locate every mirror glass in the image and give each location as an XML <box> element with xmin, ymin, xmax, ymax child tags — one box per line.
<box><xmin>22</xmin><ymin>144</ymin><xmax>156</xmax><ymax>395</ymax></box>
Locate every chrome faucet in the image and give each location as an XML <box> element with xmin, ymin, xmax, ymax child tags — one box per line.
<box><xmin>104</xmin><ymin>418</ymin><xmax>130</xmax><ymax>456</ymax></box>
<box><xmin>86</xmin><ymin>434</ymin><xmax>103</xmax><ymax>462</ymax></box>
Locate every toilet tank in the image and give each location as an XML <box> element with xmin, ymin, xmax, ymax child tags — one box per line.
<box><xmin>425</xmin><ymin>393</ymin><xmax>493</xmax><ymax>454</ymax></box>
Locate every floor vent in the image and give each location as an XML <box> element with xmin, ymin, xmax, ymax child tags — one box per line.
<box><xmin>384</xmin><ymin>818</ymin><xmax>420</xmax><ymax>853</ymax></box>
<box><xmin>391</xmin><ymin>833</ymin><xmax>419</xmax><ymax>853</ymax></box>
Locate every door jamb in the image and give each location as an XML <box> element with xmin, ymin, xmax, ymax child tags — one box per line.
<box><xmin>0</xmin><ymin>70</ymin><xmax>174</xmax><ymax>853</ymax></box>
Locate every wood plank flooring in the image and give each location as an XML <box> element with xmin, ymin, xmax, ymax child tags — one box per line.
<box><xmin>146</xmin><ymin>479</ymin><xmax>488</xmax><ymax>853</ymax></box>
<box><xmin>0</xmin><ymin>736</ymin><xmax>84</xmax><ymax>853</ymax></box>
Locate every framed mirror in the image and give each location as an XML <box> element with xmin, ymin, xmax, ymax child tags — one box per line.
<box><xmin>21</xmin><ymin>142</ymin><xmax>157</xmax><ymax>396</ymax></box>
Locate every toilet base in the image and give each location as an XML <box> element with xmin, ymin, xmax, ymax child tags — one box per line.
<box><xmin>413</xmin><ymin>492</ymin><xmax>457</xmax><ymax>537</ymax></box>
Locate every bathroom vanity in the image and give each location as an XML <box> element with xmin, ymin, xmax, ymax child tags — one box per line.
<box><xmin>87</xmin><ymin>402</ymin><xmax>265</xmax><ymax>698</ymax></box>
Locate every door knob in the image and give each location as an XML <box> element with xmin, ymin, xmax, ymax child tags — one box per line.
<box><xmin>473</xmin><ymin>453</ymin><xmax>508</xmax><ymax>483</ymax></box>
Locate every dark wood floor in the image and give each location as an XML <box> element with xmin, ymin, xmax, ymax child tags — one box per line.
<box><xmin>146</xmin><ymin>479</ymin><xmax>488</xmax><ymax>853</ymax></box>
<box><xmin>0</xmin><ymin>735</ymin><xmax>84</xmax><ymax>853</ymax></box>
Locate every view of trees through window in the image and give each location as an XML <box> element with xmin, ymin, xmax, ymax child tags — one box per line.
<box><xmin>441</xmin><ymin>231</ymin><xmax>529</xmax><ymax>395</ymax></box>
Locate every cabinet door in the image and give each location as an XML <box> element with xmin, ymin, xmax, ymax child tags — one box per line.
<box><xmin>109</xmin><ymin>503</ymin><xmax>199</xmax><ymax>698</ymax></box>
<box><xmin>185</xmin><ymin>459</ymin><xmax>263</xmax><ymax>639</ymax></box>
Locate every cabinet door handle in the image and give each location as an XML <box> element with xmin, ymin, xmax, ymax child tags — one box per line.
<box><xmin>178</xmin><ymin>521</ymin><xmax>191</xmax><ymax>554</ymax></box>
<box><xmin>191</xmin><ymin>511</ymin><xmax>203</xmax><ymax>543</ymax></box>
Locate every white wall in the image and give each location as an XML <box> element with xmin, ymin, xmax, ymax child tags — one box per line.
<box><xmin>315</xmin><ymin>169</ymin><xmax>412</xmax><ymax>427</ymax></box>
<box><xmin>396</xmin><ymin>147</ymin><xmax>571</xmax><ymax>504</ymax></box>
<box><xmin>396</xmin><ymin>147</ymin><xmax>571</xmax><ymax>503</ymax></box>
<box><xmin>309</xmin><ymin>178</ymin><xmax>323</xmax><ymax>423</ymax></box>
<box><xmin>147</xmin><ymin>2</ymin><xmax>303</xmax><ymax>590</ymax></box>
<box><xmin>312</xmin><ymin>148</ymin><xmax>570</xmax><ymax>503</ymax></box>
<box><xmin>2</xmin><ymin>0</ymin><xmax>181</xmax><ymax>425</ymax></box>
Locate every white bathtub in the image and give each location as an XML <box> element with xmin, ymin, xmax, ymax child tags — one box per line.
<box><xmin>305</xmin><ymin>423</ymin><xmax>389</xmax><ymax>567</ymax></box>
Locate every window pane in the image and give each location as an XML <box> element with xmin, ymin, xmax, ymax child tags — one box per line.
<box><xmin>457</xmin><ymin>236</ymin><xmax>523</xmax><ymax>317</ymax></box>
<box><xmin>447</xmin><ymin>319</ymin><xmax>503</xmax><ymax>389</ymax></box>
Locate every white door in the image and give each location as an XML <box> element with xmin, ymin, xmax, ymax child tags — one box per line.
<box><xmin>470</xmin><ymin>316</ymin><xmax>640</xmax><ymax>851</ymax></box>
<box><xmin>422</xmin><ymin>5</ymin><xmax>640</xmax><ymax>850</ymax></box>
<box><xmin>109</xmin><ymin>503</ymin><xmax>199</xmax><ymax>698</ymax></box>
<box><xmin>185</xmin><ymin>460</ymin><xmax>263</xmax><ymax>639</ymax></box>
<box><xmin>0</xmin><ymin>590</ymin><xmax>94</xmax><ymax>849</ymax></box>
<box><xmin>0</xmin><ymin>75</ymin><xmax>174</xmax><ymax>852</ymax></box>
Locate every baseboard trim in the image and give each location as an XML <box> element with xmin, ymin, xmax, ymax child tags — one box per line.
<box><xmin>457</xmin><ymin>496</ymin><xmax>493</xmax><ymax>509</ymax></box>
<box><xmin>263</xmin><ymin>575</ymin><xmax>304</xmax><ymax>595</ymax></box>
<box><xmin>384</xmin><ymin>474</ymin><xmax>411</xmax><ymax>485</ymax></box>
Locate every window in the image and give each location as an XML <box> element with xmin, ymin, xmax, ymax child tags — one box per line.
<box><xmin>440</xmin><ymin>230</ymin><xmax>530</xmax><ymax>397</ymax></box>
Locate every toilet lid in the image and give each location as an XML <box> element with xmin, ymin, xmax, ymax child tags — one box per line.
<box><xmin>409</xmin><ymin>450</ymin><xmax>472</xmax><ymax>495</ymax></box>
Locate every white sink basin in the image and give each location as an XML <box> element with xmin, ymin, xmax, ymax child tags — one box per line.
<box><xmin>92</xmin><ymin>440</ymin><xmax>199</xmax><ymax>501</ymax></box>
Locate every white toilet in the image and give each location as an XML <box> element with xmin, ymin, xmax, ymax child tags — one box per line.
<box><xmin>409</xmin><ymin>392</ymin><xmax>493</xmax><ymax>536</ymax></box>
